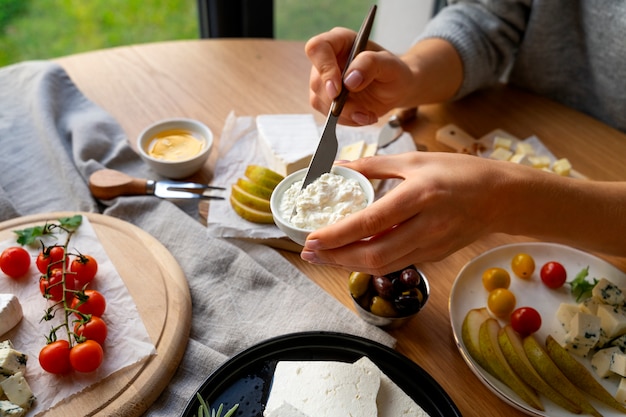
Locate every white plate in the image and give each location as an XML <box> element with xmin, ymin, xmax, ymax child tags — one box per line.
<box><xmin>449</xmin><ymin>242</ymin><xmax>626</xmax><ymax>416</ymax></box>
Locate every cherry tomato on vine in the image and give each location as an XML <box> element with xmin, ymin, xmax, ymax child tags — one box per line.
<box><xmin>69</xmin><ymin>340</ymin><xmax>104</xmax><ymax>373</ymax></box>
<box><xmin>71</xmin><ymin>289</ymin><xmax>106</xmax><ymax>318</ymax></box>
<box><xmin>39</xmin><ymin>339</ymin><xmax>72</xmax><ymax>374</ymax></box>
<box><xmin>0</xmin><ymin>246</ymin><xmax>31</xmax><ymax>279</ymax></box>
<box><xmin>510</xmin><ymin>307</ymin><xmax>542</xmax><ymax>336</ymax></box>
<box><xmin>540</xmin><ymin>261</ymin><xmax>567</xmax><ymax>289</ymax></box>
<box><xmin>39</xmin><ymin>268</ymin><xmax>75</xmax><ymax>302</ymax></box>
<box><xmin>70</xmin><ymin>254</ymin><xmax>98</xmax><ymax>289</ymax></box>
<box><xmin>74</xmin><ymin>316</ymin><xmax>108</xmax><ymax>345</ymax></box>
<box><xmin>36</xmin><ymin>245</ymin><xmax>69</xmax><ymax>274</ymax></box>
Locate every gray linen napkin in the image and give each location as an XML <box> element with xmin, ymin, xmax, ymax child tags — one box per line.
<box><xmin>0</xmin><ymin>61</ymin><xmax>396</xmax><ymax>415</ymax></box>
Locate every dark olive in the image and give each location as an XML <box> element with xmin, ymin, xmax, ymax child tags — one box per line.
<box><xmin>372</xmin><ymin>275</ymin><xmax>394</xmax><ymax>299</ymax></box>
<box><xmin>394</xmin><ymin>288</ymin><xmax>423</xmax><ymax>315</ymax></box>
<box><xmin>399</xmin><ymin>268</ymin><xmax>421</xmax><ymax>288</ymax></box>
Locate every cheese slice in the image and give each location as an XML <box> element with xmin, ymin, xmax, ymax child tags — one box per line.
<box><xmin>0</xmin><ymin>295</ymin><xmax>22</xmax><ymax>338</ymax></box>
<box><xmin>263</xmin><ymin>360</ymin><xmax>380</xmax><ymax>417</ymax></box>
<box><xmin>354</xmin><ymin>357</ymin><xmax>428</xmax><ymax>417</ymax></box>
<box><xmin>338</xmin><ymin>140</ymin><xmax>365</xmax><ymax>161</ymax></box>
<box><xmin>264</xmin><ymin>402</ymin><xmax>310</xmax><ymax>417</ymax></box>
<box><xmin>256</xmin><ymin>114</ymin><xmax>319</xmax><ymax>177</ymax></box>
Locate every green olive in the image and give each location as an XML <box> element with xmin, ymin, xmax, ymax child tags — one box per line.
<box><xmin>370</xmin><ymin>296</ymin><xmax>398</xmax><ymax>318</ymax></box>
<box><xmin>348</xmin><ymin>271</ymin><xmax>372</xmax><ymax>298</ymax></box>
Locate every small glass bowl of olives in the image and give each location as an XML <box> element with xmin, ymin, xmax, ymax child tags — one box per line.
<box><xmin>348</xmin><ymin>265</ymin><xmax>430</xmax><ymax>329</ymax></box>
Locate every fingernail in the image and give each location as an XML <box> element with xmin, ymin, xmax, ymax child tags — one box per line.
<box><xmin>344</xmin><ymin>70</ymin><xmax>364</xmax><ymax>89</ymax></box>
<box><xmin>352</xmin><ymin>111</ymin><xmax>375</xmax><ymax>126</ymax></box>
<box><xmin>304</xmin><ymin>238</ymin><xmax>322</xmax><ymax>250</ymax></box>
<box><xmin>301</xmin><ymin>249</ymin><xmax>321</xmax><ymax>264</ymax></box>
<box><xmin>325</xmin><ymin>80</ymin><xmax>338</xmax><ymax>99</ymax></box>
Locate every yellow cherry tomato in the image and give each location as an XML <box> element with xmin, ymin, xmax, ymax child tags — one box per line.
<box><xmin>511</xmin><ymin>253</ymin><xmax>535</xmax><ymax>279</ymax></box>
<box><xmin>482</xmin><ymin>267</ymin><xmax>511</xmax><ymax>291</ymax></box>
<box><xmin>487</xmin><ymin>288</ymin><xmax>516</xmax><ymax>317</ymax></box>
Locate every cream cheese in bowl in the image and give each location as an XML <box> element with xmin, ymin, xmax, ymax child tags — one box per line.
<box><xmin>270</xmin><ymin>166</ymin><xmax>374</xmax><ymax>246</ymax></box>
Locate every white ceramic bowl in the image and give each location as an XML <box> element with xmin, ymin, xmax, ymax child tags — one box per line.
<box><xmin>136</xmin><ymin>118</ymin><xmax>213</xmax><ymax>179</ymax></box>
<box><xmin>270</xmin><ymin>165</ymin><xmax>375</xmax><ymax>246</ymax></box>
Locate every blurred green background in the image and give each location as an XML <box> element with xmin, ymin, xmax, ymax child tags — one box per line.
<box><xmin>0</xmin><ymin>0</ymin><xmax>370</xmax><ymax>68</ymax></box>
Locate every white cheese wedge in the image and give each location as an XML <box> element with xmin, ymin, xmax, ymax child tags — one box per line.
<box><xmin>556</xmin><ymin>303</ymin><xmax>580</xmax><ymax>332</ymax></box>
<box><xmin>263</xmin><ymin>360</ymin><xmax>380</xmax><ymax>417</ymax></box>
<box><xmin>597</xmin><ymin>304</ymin><xmax>626</xmax><ymax>339</ymax></box>
<box><xmin>0</xmin><ymin>373</ymin><xmax>34</xmax><ymax>410</ymax></box>
<box><xmin>338</xmin><ymin>140</ymin><xmax>365</xmax><ymax>161</ymax></box>
<box><xmin>564</xmin><ymin>312</ymin><xmax>601</xmax><ymax>356</ymax></box>
<box><xmin>256</xmin><ymin>114</ymin><xmax>319</xmax><ymax>177</ymax></box>
<box><xmin>354</xmin><ymin>357</ymin><xmax>428</xmax><ymax>417</ymax></box>
<box><xmin>0</xmin><ymin>400</ymin><xmax>25</xmax><ymax>417</ymax></box>
<box><xmin>593</xmin><ymin>278</ymin><xmax>625</xmax><ymax>305</ymax></box>
<box><xmin>265</xmin><ymin>402</ymin><xmax>310</xmax><ymax>417</ymax></box>
<box><xmin>0</xmin><ymin>295</ymin><xmax>22</xmax><ymax>338</ymax></box>
<box><xmin>591</xmin><ymin>346</ymin><xmax>622</xmax><ymax>378</ymax></box>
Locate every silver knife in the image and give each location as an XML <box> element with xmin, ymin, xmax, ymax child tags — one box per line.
<box><xmin>88</xmin><ymin>169</ymin><xmax>225</xmax><ymax>200</ymax></box>
<box><xmin>377</xmin><ymin>107</ymin><xmax>418</xmax><ymax>148</ymax></box>
<box><xmin>299</xmin><ymin>5</ymin><xmax>377</xmax><ymax>190</ymax></box>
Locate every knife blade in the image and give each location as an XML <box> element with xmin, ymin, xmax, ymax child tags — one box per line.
<box><xmin>299</xmin><ymin>5</ymin><xmax>377</xmax><ymax>190</ymax></box>
<box><xmin>377</xmin><ymin>107</ymin><xmax>418</xmax><ymax>149</ymax></box>
<box><xmin>89</xmin><ymin>169</ymin><xmax>225</xmax><ymax>200</ymax></box>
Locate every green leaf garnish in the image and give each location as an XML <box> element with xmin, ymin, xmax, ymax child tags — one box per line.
<box><xmin>568</xmin><ymin>266</ymin><xmax>598</xmax><ymax>302</ymax></box>
<box><xmin>13</xmin><ymin>214</ymin><xmax>83</xmax><ymax>245</ymax></box>
<box><xmin>193</xmin><ymin>393</ymin><xmax>238</xmax><ymax>417</ymax></box>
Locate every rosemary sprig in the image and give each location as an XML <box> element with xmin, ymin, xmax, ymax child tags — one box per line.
<box><xmin>194</xmin><ymin>393</ymin><xmax>239</xmax><ymax>417</ymax></box>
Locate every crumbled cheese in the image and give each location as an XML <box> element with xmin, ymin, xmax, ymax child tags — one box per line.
<box><xmin>280</xmin><ymin>173</ymin><xmax>368</xmax><ymax>230</ymax></box>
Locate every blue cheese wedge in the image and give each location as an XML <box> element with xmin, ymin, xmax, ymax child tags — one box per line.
<box><xmin>0</xmin><ymin>347</ymin><xmax>27</xmax><ymax>377</ymax></box>
<box><xmin>0</xmin><ymin>400</ymin><xmax>25</xmax><ymax>417</ymax></box>
<box><xmin>564</xmin><ymin>312</ymin><xmax>601</xmax><ymax>356</ymax></box>
<box><xmin>592</xmin><ymin>278</ymin><xmax>625</xmax><ymax>305</ymax></box>
<box><xmin>597</xmin><ymin>304</ymin><xmax>626</xmax><ymax>339</ymax></box>
<box><xmin>0</xmin><ymin>373</ymin><xmax>34</xmax><ymax>410</ymax></box>
<box><xmin>263</xmin><ymin>360</ymin><xmax>380</xmax><ymax>417</ymax></box>
<box><xmin>256</xmin><ymin>114</ymin><xmax>319</xmax><ymax>177</ymax></box>
<box><xmin>591</xmin><ymin>346</ymin><xmax>622</xmax><ymax>378</ymax></box>
<box><xmin>0</xmin><ymin>295</ymin><xmax>22</xmax><ymax>338</ymax></box>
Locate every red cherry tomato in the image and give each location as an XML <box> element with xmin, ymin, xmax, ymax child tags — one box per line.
<box><xmin>70</xmin><ymin>254</ymin><xmax>98</xmax><ymax>289</ymax></box>
<box><xmin>39</xmin><ymin>340</ymin><xmax>72</xmax><ymax>374</ymax></box>
<box><xmin>0</xmin><ymin>246</ymin><xmax>31</xmax><ymax>279</ymax></box>
<box><xmin>510</xmin><ymin>307</ymin><xmax>542</xmax><ymax>336</ymax></box>
<box><xmin>69</xmin><ymin>340</ymin><xmax>104</xmax><ymax>373</ymax></box>
<box><xmin>540</xmin><ymin>261</ymin><xmax>567</xmax><ymax>289</ymax></box>
<box><xmin>74</xmin><ymin>316</ymin><xmax>108</xmax><ymax>345</ymax></box>
<box><xmin>71</xmin><ymin>289</ymin><xmax>106</xmax><ymax>318</ymax></box>
<box><xmin>39</xmin><ymin>268</ymin><xmax>75</xmax><ymax>302</ymax></box>
<box><xmin>36</xmin><ymin>246</ymin><xmax>69</xmax><ymax>274</ymax></box>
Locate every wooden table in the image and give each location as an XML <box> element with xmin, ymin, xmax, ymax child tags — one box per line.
<box><xmin>56</xmin><ymin>39</ymin><xmax>626</xmax><ymax>417</ymax></box>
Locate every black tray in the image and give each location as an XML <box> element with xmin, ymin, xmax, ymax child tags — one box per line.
<box><xmin>181</xmin><ymin>331</ymin><xmax>461</xmax><ymax>417</ymax></box>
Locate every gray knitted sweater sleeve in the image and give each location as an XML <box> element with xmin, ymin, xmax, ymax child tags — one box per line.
<box><xmin>417</xmin><ymin>0</ymin><xmax>626</xmax><ymax>133</ymax></box>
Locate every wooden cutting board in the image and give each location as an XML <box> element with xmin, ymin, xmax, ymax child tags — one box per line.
<box><xmin>0</xmin><ymin>212</ymin><xmax>191</xmax><ymax>416</ymax></box>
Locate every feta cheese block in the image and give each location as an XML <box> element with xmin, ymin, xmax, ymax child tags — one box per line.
<box><xmin>256</xmin><ymin>114</ymin><xmax>320</xmax><ymax>177</ymax></box>
<box><xmin>263</xmin><ymin>360</ymin><xmax>380</xmax><ymax>417</ymax></box>
<box><xmin>0</xmin><ymin>295</ymin><xmax>22</xmax><ymax>338</ymax></box>
<box><xmin>0</xmin><ymin>373</ymin><xmax>34</xmax><ymax>410</ymax></box>
<box><xmin>354</xmin><ymin>357</ymin><xmax>428</xmax><ymax>417</ymax></box>
<box><xmin>265</xmin><ymin>402</ymin><xmax>310</xmax><ymax>417</ymax></box>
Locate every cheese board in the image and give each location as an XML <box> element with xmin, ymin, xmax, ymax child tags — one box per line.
<box><xmin>0</xmin><ymin>212</ymin><xmax>191</xmax><ymax>416</ymax></box>
<box><xmin>181</xmin><ymin>331</ymin><xmax>461</xmax><ymax>417</ymax></box>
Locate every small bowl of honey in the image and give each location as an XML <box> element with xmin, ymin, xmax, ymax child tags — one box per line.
<box><xmin>137</xmin><ymin>118</ymin><xmax>213</xmax><ymax>179</ymax></box>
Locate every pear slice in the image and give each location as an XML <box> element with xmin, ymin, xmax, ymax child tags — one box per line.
<box><xmin>461</xmin><ymin>308</ymin><xmax>491</xmax><ymax>372</ymax></box>
<box><xmin>523</xmin><ymin>335</ymin><xmax>602</xmax><ymax>417</ymax></box>
<box><xmin>479</xmin><ymin>318</ymin><xmax>544</xmax><ymax>411</ymax></box>
<box><xmin>546</xmin><ymin>335</ymin><xmax>626</xmax><ymax>413</ymax></box>
<box><xmin>231</xmin><ymin>184</ymin><xmax>271</xmax><ymax>212</ymax></box>
<box><xmin>237</xmin><ymin>177</ymin><xmax>274</xmax><ymax>200</ymax></box>
<box><xmin>498</xmin><ymin>325</ymin><xmax>582</xmax><ymax>414</ymax></box>
<box><xmin>229</xmin><ymin>195</ymin><xmax>274</xmax><ymax>224</ymax></box>
<box><xmin>245</xmin><ymin>165</ymin><xmax>284</xmax><ymax>190</ymax></box>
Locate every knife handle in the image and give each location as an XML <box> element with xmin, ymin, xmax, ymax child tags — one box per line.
<box><xmin>89</xmin><ymin>169</ymin><xmax>149</xmax><ymax>200</ymax></box>
<box><xmin>331</xmin><ymin>5</ymin><xmax>377</xmax><ymax>117</ymax></box>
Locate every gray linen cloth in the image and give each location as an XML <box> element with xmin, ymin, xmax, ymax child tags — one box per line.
<box><xmin>0</xmin><ymin>61</ymin><xmax>395</xmax><ymax>415</ymax></box>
